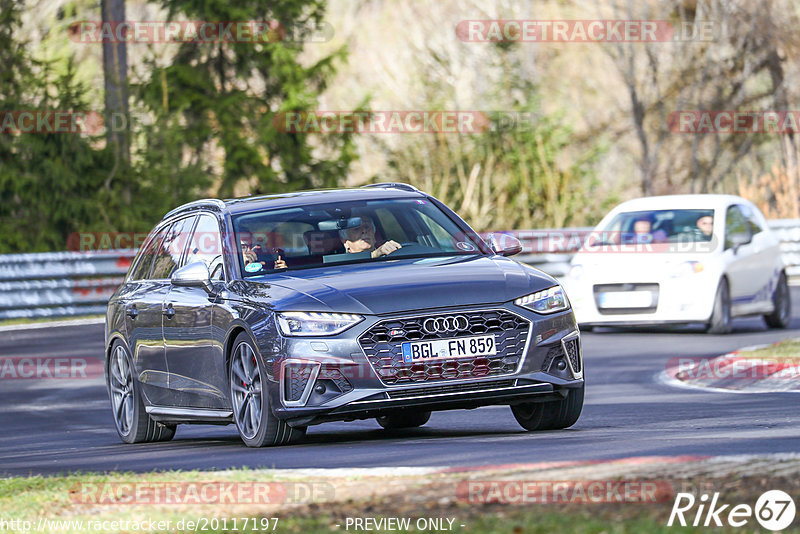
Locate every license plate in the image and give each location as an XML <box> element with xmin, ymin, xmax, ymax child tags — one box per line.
<box><xmin>401</xmin><ymin>335</ymin><xmax>496</xmax><ymax>363</ymax></box>
<box><xmin>598</xmin><ymin>291</ymin><xmax>653</xmax><ymax>308</ymax></box>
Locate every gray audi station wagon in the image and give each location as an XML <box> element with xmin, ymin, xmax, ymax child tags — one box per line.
<box><xmin>105</xmin><ymin>183</ymin><xmax>584</xmax><ymax>447</ymax></box>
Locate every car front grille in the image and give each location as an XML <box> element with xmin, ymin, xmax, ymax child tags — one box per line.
<box><xmin>541</xmin><ymin>344</ymin><xmax>563</xmax><ymax>372</ymax></box>
<box><xmin>318</xmin><ymin>367</ymin><xmax>353</xmax><ymax>394</ymax></box>
<box><xmin>358</xmin><ymin>310</ymin><xmax>530</xmax><ymax>386</ymax></box>
<box><xmin>564</xmin><ymin>337</ymin><xmax>581</xmax><ymax>373</ymax></box>
<box><xmin>540</xmin><ymin>336</ymin><xmax>582</xmax><ymax>376</ymax></box>
<box><xmin>284</xmin><ymin>364</ymin><xmax>312</xmax><ymax>402</ymax></box>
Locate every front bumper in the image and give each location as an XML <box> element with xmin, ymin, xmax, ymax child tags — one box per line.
<box><xmin>265</xmin><ymin>304</ymin><xmax>583</xmax><ymax>426</ymax></box>
<box><xmin>566</xmin><ymin>274</ymin><xmax>717</xmax><ymax>326</ymax></box>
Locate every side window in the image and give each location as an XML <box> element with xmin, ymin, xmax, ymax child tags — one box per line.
<box><xmin>373</xmin><ymin>208</ymin><xmax>406</xmax><ymax>242</ymax></box>
<box><xmin>185</xmin><ymin>214</ymin><xmax>226</xmax><ymax>280</ymax></box>
<box><xmin>129</xmin><ymin>228</ymin><xmax>164</xmax><ymax>281</ymax></box>
<box><xmin>416</xmin><ymin>211</ymin><xmax>456</xmax><ymax>249</ymax></box>
<box><xmin>151</xmin><ymin>217</ymin><xmax>195</xmax><ymax>280</ymax></box>
<box><xmin>739</xmin><ymin>204</ymin><xmax>764</xmax><ymax>235</ymax></box>
<box><xmin>725</xmin><ymin>206</ymin><xmax>750</xmax><ymax>248</ymax></box>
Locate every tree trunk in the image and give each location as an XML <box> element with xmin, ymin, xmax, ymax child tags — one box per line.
<box><xmin>766</xmin><ymin>48</ymin><xmax>799</xmax><ymax>218</ymax></box>
<box><xmin>101</xmin><ymin>0</ymin><xmax>130</xmax><ymax>202</ymax></box>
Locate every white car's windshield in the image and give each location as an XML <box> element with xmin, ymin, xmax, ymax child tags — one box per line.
<box><xmin>594</xmin><ymin>209</ymin><xmax>715</xmax><ymax>245</ymax></box>
<box><xmin>233</xmin><ymin>198</ymin><xmax>484</xmax><ymax>276</ymax></box>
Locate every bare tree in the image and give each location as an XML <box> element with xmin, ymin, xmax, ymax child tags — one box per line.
<box><xmin>597</xmin><ymin>0</ymin><xmax>797</xmax><ymax>206</ymax></box>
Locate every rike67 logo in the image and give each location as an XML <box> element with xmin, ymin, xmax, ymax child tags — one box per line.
<box><xmin>668</xmin><ymin>490</ymin><xmax>796</xmax><ymax>531</ymax></box>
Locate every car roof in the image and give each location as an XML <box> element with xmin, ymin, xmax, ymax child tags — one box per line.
<box><xmin>610</xmin><ymin>194</ymin><xmax>751</xmax><ymax>212</ymax></box>
<box><xmin>162</xmin><ymin>185</ymin><xmax>426</xmax><ymax>220</ymax></box>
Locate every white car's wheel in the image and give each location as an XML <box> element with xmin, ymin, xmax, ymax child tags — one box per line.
<box><xmin>706</xmin><ymin>278</ymin><xmax>732</xmax><ymax>334</ymax></box>
<box><xmin>764</xmin><ymin>271</ymin><xmax>791</xmax><ymax>329</ymax></box>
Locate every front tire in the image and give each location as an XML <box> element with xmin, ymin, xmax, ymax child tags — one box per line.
<box><xmin>107</xmin><ymin>342</ymin><xmax>175</xmax><ymax>444</ymax></box>
<box><xmin>764</xmin><ymin>271</ymin><xmax>791</xmax><ymax>329</ymax></box>
<box><xmin>376</xmin><ymin>411</ymin><xmax>431</xmax><ymax>429</ymax></box>
<box><xmin>229</xmin><ymin>333</ymin><xmax>306</xmax><ymax>447</ymax></box>
<box><xmin>511</xmin><ymin>385</ymin><xmax>584</xmax><ymax>431</ymax></box>
<box><xmin>706</xmin><ymin>278</ymin><xmax>732</xmax><ymax>334</ymax></box>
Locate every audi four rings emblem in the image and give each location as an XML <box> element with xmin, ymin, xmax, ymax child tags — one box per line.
<box><xmin>423</xmin><ymin>315</ymin><xmax>469</xmax><ymax>334</ymax></box>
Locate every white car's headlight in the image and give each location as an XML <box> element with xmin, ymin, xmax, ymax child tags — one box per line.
<box><xmin>671</xmin><ymin>261</ymin><xmax>704</xmax><ymax>278</ymax></box>
<box><xmin>515</xmin><ymin>286</ymin><xmax>570</xmax><ymax>314</ymax></box>
<box><xmin>276</xmin><ymin>312</ymin><xmax>364</xmax><ymax>337</ymax></box>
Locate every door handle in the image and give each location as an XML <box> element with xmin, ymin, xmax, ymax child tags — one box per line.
<box><xmin>163</xmin><ymin>303</ymin><xmax>175</xmax><ymax>319</ymax></box>
<box><xmin>126</xmin><ymin>305</ymin><xmax>138</xmax><ymax>320</ymax></box>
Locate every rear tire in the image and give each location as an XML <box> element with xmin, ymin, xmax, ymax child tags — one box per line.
<box><xmin>511</xmin><ymin>385</ymin><xmax>584</xmax><ymax>431</ymax></box>
<box><xmin>229</xmin><ymin>333</ymin><xmax>306</xmax><ymax>447</ymax></box>
<box><xmin>764</xmin><ymin>271</ymin><xmax>791</xmax><ymax>329</ymax></box>
<box><xmin>706</xmin><ymin>278</ymin><xmax>732</xmax><ymax>334</ymax></box>
<box><xmin>107</xmin><ymin>342</ymin><xmax>176</xmax><ymax>444</ymax></box>
<box><xmin>377</xmin><ymin>410</ymin><xmax>431</xmax><ymax>429</ymax></box>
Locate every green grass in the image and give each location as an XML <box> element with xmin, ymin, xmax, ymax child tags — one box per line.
<box><xmin>2</xmin><ymin>471</ymin><xmax>799</xmax><ymax>533</ymax></box>
<box><xmin>736</xmin><ymin>338</ymin><xmax>800</xmax><ymax>361</ymax></box>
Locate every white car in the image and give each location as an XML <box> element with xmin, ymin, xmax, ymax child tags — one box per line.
<box><xmin>563</xmin><ymin>194</ymin><xmax>790</xmax><ymax>333</ymax></box>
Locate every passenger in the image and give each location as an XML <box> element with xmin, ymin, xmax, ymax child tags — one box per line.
<box><xmin>240</xmin><ymin>229</ymin><xmax>286</xmax><ymax>270</ymax></box>
<box><xmin>696</xmin><ymin>214</ymin><xmax>714</xmax><ymax>239</ymax></box>
<box><xmin>633</xmin><ymin>217</ymin><xmax>652</xmax><ymax>236</ymax></box>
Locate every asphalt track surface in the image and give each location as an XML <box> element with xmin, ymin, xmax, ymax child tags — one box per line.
<box><xmin>2</xmin><ymin>290</ymin><xmax>799</xmax><ymax>477</ymax></box>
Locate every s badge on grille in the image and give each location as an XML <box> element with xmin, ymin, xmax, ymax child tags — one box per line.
<box><xmin>422</xmin><ymin>315</ymin><xmax>469</xmax><ymax>334</ymax></box>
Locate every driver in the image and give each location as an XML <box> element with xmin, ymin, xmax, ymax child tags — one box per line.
<box><xmin>340</xmin><ymin>216</ymin><xmax>402</xmax><ymax>258</ymax></box>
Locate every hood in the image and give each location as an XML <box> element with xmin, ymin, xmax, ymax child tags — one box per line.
<box><xmin>570</xmin><ymin>249</ymin><xmax>713</xmax><ymax>281</ymax></box>
<box><xmin>235</xmin><ymin>255</ymin><xmax>556</xmax><ymax>315</ymax></box>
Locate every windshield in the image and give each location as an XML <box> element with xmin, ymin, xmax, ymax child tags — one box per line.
<box><xmin>594</xmin><ymin>209</ymin><xmax>716</xmax><ymax>245</ymax></box>
<box><xmin>232</xmin><ymin>198</ymin><xmax>484</xmax><ymax>276</ymax></box>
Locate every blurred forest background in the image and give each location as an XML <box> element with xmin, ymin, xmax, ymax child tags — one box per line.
<box><xmin>1</xmin><ymin>0</ymin><xmax>799</xmax><ymax>253</ymax></box>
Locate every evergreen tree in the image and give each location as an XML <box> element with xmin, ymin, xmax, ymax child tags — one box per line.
<box><xmin>0</xmin><ymin>1</ymin><xmax>110</xmax><ymax>252</ymax></box>
<box><xmin>136</xmin><ymin>0</ymin><xmax>355</xmax><ymax>198</ymax></box>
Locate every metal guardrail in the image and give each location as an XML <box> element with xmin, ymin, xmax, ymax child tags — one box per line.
<box><xmin>0</xmin><ymin>251</ymin><xmax>135</xmax><ymax>319</ymax></box>
<box><xmin>765</xmin><ymin>219</ymin><xmax>800</xmax><ymax>279</ymax></box>
<box><xmin>1</xmin><ymin>220</ymin><xmax>799</xmax><ymax>320</ymax></box>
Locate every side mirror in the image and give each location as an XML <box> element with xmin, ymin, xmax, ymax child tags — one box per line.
<box><xmin>171</xmin><ymin>261</ymin><xmax>215</xmax><ymax>294</ymax></box>
<box><xmin>485</xmin><ymin>233</ymin><xmax>523</xmax><ymax>257</ymax></box>
<box><xmin>728</xmin><ymin>232</ymin><xmax>751</xmax><ymax>252</ymax></box>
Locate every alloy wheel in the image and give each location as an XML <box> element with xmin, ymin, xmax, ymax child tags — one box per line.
<box><xmin>109</xmin><ymin>345</ymin><xmax>134</xmax><ymax>435</ymax></box>
<box><xmin>230</xmin><ymin>341</ymin><xmax>263</xmax><ymax>440</ymax></box>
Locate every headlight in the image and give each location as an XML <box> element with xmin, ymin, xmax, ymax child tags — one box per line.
<box><xmin>515</xmin><ymin>286</ymin><xmax>570</xmax><ymax>314</ymax></box>
<box><xmin>671</xmin><ymin>261</ymin><xmax>704</xmax><ymax>278</ymax></box>
<box><xmin>276</xmin><ymin>312</ymin><xmax>364</xmax><ymax>337</ymax></box>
